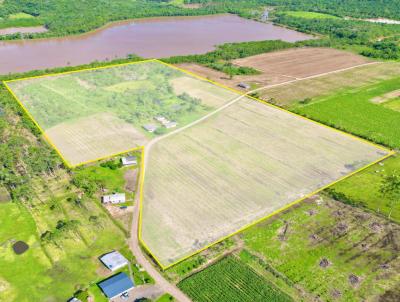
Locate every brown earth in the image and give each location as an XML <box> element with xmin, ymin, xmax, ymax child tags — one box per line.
<box><xmin>124</xmin><ymin>169</ymin><xmax>138</xmax><ymax>192</ymax></box>
<box><xmin>233</xmin><ymin>47</ymin><xmax>370</xmax><ymax>79</ymax></box>
<box><xmin>176</xmin><ymin>47</ymin><xmax>373</xmax><ymax>92</ymax></box>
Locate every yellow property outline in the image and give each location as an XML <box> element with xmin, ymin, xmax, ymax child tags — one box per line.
<box><xmin>4</xmin><ymin>59</ymin><xmax>395</xmax><ymax>270</ymax></box>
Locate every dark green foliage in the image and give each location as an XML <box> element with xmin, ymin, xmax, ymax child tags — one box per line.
<box><xmin>178</xmin><ymin>256</ymin><xmax>293</xmax><ymax>302</ymax></box>
<box><xmin>100</xmin><ymin>159</ymin><xmax>122</xmax><ymax>170</ymax></box>
<box><xmin>0</xmin><ymin>0</ymin><xmax>266</xmax><ymax>39</ymax></box>
<box><xmin>0</xmin><ymin>84</ymin><xmax>61</xmax><ymax>201</ymax></box>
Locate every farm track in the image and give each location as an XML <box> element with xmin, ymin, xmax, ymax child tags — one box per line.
<box><xmin>129</xmin><ymin>60</ymin><xmax>378</xmax><ymax>301</ymax></box>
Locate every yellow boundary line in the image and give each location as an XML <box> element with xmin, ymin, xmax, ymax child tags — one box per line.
<box><xmin>4</xmin><ymin>58</ymin><xmax>395</xmax><ymax>270</ymax></box>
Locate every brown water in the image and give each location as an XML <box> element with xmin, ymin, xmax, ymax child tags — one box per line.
<box><xmin>0</xmin><ymin>14</ymin><xmax>312</xmax><ymax>74</ymax></box>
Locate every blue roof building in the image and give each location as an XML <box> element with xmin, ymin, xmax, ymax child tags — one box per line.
<box><xmin>98</xmin><ymin>272</ymin><xmax>135</xmax><ymax>299</ymax></box>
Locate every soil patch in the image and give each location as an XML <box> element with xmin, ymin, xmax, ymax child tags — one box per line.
<box><xmin>124</xmin><ymin>169</ymin><xmax>138</xmax><ymax>192</ymax></box>
<box><xmin>319</xmin><ymin>258</ymin><xmax>331</xmax><ymax>268</ymax></box>
<box><xmin>348</xmin><ymin>274</ymin><xmax>361</xmax><ymax>287</ymax></box>
<box><xmin>12</xmin><ymin>241</ymin><xmax>29</xmax><ymax>255</ymax></box>
<box><xmin>370</xmin><ymin>89</ymin><xmax>400</xmax><ymax>104</ymax></box>
<box><xmin>233</xmin><ymin>47</ymin><xmax>370</xmax><ymax>79</ymax></box>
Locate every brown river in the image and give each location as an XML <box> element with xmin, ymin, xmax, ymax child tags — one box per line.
<box><xmin>0</xmin><ymin>14</ymin><xmax>313</xmax><ymax>74</ymax></box>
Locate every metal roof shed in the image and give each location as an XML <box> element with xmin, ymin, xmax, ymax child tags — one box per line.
<box><xmin>99</xmin><ymin>251</ymin><xmax>129</xmax><ymax>271</ymax></box>
<box><xmin>98</xmin><ymin>272</ymin><xmax>135</xmax><ymax>299</ymax></box>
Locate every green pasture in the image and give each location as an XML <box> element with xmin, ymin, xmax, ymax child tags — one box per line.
<box><xmin>330</xmin><ymin>154</ymin><xmax>400</xmax><ymax>223</ymax></box>
<box><xmin>7</xmin><ymin>61</ymin><xmax>214</xmax><ymax>134</ymax></box>
<box><xmin>293</xmin><ymin>77</ymin><xmax>400</xmax><ymax>149</ymax></box>
<box><xmin>283</xmin><ymin>11</ymin><xmax>339</xmax><ymax>19</ymax></box>
<box><xmin>241</xmin><ymin>198</ymin><xmax>400</xmax><ymax>301</ymax></box>
<box><xmin>0</xmin><ymin>170</ymin><xmax>132</xmax><ymax>301</ymax></box>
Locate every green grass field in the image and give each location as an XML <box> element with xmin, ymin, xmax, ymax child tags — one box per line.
<box><xmin>241</xmin><ymin>197</ymin><xmax>400</xmax><ymax>301</ymax></box>
<box><xmin>330</xmin><ymin>154</ymin><xmax>400</xmax><ymax>223</ymax></box>
<box><xmin>8</xmin><ymin>12</ymin><xmax>35</xmax><ymax>19</ymax></box>
<box><xmin>283</xmin><ymin>11</ymin><xmax>339</xmax><ymax>19</ymax></box>
<box><xmin>178</xmin><ymin>256</ymin><xmax>292</xmax><ymax>302</ymax></box>
<box><xmin>293</xmin><ymin>77</ymin><xmax>400</xmax><ymax>149</ymax></box>
<box><xmin>0</xmin><ymin>164</ymin><xmax>141</xmax><ymax>301</ymax></box>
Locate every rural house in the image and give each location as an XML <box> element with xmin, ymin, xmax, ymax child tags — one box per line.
<box><xmin>98</xmin><ymin>272</ymin><xmax>135</xmax><ymax>300</ymax></box>
<box><xmin>143</xmin><ymin>124</ymin><xmax>157</xmax><ymax>133</ymax></box>
<box><xmin>121</xmin><ymin>156</ymin><xmax>137</xmax><ymax>166</ymax></box>
<box><xmin>238</xmin><ymin>82</ymin><xmax>250</xmax><ymax>89</ymax></box>
<box><xmin>154</xmin><ymin>115</ymin><xmax>168</xmax><ymax>123</ymax></box>
<box><xmin>102</xmin><ymin>193</ymin><xmax>126</xmax><ymax>204</ymax></box>
<box><xmin>163</xmin><ymin>121</ymin><xmax>178</xmax><ymax>129</ymax></box>
<box><xmin>99</xmin><ymin>251</ymin><xmax>129</xmax><ymax>271</ymax></box>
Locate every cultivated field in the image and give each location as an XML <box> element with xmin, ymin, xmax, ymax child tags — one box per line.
<box><xmin>261</xmin><ymin>62</ymin><xmax>400</xmax><ymax>107</ymax></box>
<box><xmin>141</xmin><ymin>96</ymin><xmax>389</xmax><ymax>267</ymax></box>
<box><xmin>6</xmin><ymin>60</ymin><xmax>237</xmax><ymax>166</ymax></box>
<box><xmin>233</xmin><ymin>47</ymin><xmax>370</xmax><ymax>79</ymax></box>
<box><xmin>177</xmin><ymin>47</ymin><xmax>372</xmax><ymax>89</ymax></box>
<box><xmin>294</xmin><ymin>76</ymin><xmax>400</xmax><ymax>149</ymax></box>
<box><xmin>178</xmin><ymin>256</ymin><xmax>292</xmax><ymax>302</ymax></box>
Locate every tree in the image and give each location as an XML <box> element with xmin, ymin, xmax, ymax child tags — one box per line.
<box><xmin>380</xmin><ymin>171</ymin><xmax>400</xmax><ymax>220</ymax></box>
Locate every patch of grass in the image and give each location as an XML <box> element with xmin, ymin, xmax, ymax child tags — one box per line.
<box><xmin>330</xmin><ymin>154</ymin><xmax>400</xmax><ymax>223</ymax></box>
<box><xmin>0</xmin><ymin>202</ymin><xmax>53</xmax><ymax>301</ymax></box>
<box><xmin>284</xmin><ymin>11</ymin><xmax>339</xmax><ymax>19</ymax></box>
<box><xmin>8</xmin><ymin>12</ymin><xmax>35</xmax><ymax>19</ymax></box>
<box><xmin>156</xmin><ymin>293</ymin><xmax>175</xmax><ymax>302</ymax></box>
<box><xmin>178</xmin><ymin>256</ymin><xmax>293</xmax><ymax>302</ymax></box>
<box><xmin>293</xmin><ymin>77</ymin><xmax>400</xmax><ymax>148</ymax></box>
<box><xmin>73</xmin><ymin>164</ymin><xmax>126</xmax><ymax>193</ymax></box>
<box><xmin>382</xmin><ymin>97</ymin><xmax>400</xmax><ymax>112</ymax></box>
<box><xmin>0</xmin><ymin>186</ymin><xmax>10</xmax><ymax>202</ymax></box>
<box><xmin>241</xmin><ymin>197</ymin><xmax>400</xmax><ymax>301</ymax></box>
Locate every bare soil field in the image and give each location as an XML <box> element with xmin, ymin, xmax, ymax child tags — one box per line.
<box><xmin>46</xmin><ymin>113</ymin><xmax>147</xmax><ymax>166</ymax></box>
<box><xmin>233</xmin><ymin>47</ymin><xmax>370</xmax><ymax>79</ymax></box>
<box><xmin>176</xmin><ymin>48</ymin><xmax>373</xmax><ymax>90</ymax></box>
<box><xmin>260</xmin><ymin>62</ymin><xmax>400</xmax><ymax>107</ymax></box>
<box><xmin>141</xmin><ymin>97</ymin><xmax>389</xmax><ymax>267</ymax></box>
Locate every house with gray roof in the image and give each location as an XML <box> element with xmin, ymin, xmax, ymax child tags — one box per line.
<box><xmin>143</xmin><ymin>124</ymin><xmax>157</xmax><ymax>133</ymax></box>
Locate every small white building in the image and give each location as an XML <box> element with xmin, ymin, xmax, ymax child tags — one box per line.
<box><xmin>154</xmin><ymin>115</ymin><xmax>168</xmax><ymax>123</ymax></box>
<box><xmin>163</xmin><ymin>121</ymin><xmax>178</xmax><ymax>129</ymax></box>
<box><xmin>121</xmin><ymin>156</ymin><xmax>137</xmax><ymax>166</ymax></box>
<box><xmin>143</xmin><ymin>124</ymin><xmax>157</xmax><ymax>133</ymax></box>
<box><xmin>102</xmin><ymin>193</ymin><xmax>126</xmax><ymax>204</ymax></box>
<box><xmin>99</xmin><ymin>251</ymin><xmax>129</xmax><ymax>271</ymax></box>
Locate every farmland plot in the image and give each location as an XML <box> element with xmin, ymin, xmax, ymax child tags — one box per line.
<box><xmin>142</xmin><ymin>97</ymin><xmax>389</xmax><ymax>267</ymax></box>
<box><xmin>6</xmin><ymin>60</ymin><xmax>238</xmax><ymax>166</ymax></box>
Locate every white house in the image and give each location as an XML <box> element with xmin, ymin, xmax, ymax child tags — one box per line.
<box><xmin>163</xmin><ymin>121</ymin><xmax>178</xmax><ymax>129</ymax></box>
<box><xmin>99</xmin><ymin>251</ymin><xmax>129</xmax><ymax>271</ymax></box>
<box><xmin>121</xmin><ymin>156</ymin><xmax>137</xmax><ymax>166</ymax></box>
<box><xmin>102</xmin><ymin>193</ymin><xmax>126</xmax><ymax>204</ymax></box>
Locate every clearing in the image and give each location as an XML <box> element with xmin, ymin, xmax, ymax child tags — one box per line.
<box><xmin>177</xmin><ymin>47</ymin><xmax>372</xmax><ymax>89</ymax></box>
<box><xmin>241</xmin><ymin>196</ymin><xmax>400</xmax><ymax>301</ymax></box>
<box><xmin>260</xmin><ymin>62</ymin><xmax>400</xmax><ymax>107</ymax></box>
<box><xmin>141</xmin><ymin>96</ymin><xmax>389</xmax><ymax>267</ymax></box>
<box><xmin>6</xmin><ymin>60</ymin><xmax>238</xmax><ymax>167</ymax></box>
